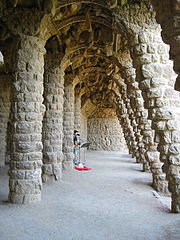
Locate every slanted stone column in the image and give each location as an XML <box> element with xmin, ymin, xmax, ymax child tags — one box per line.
<box><xmin>120</xmin><ymin>85</ymin><xmax>144</xmax><ymax>164</ymax></box>
<box><xmin>63</xmin><ymin>78</ymin><xmax>74</xmax><ymax>170</ymax></box>
<box><xmin>74</xmin><ymin>90</ymin><xmax>81</xmax><ymax>132</ymax></box>
<box><xmin>9</xmin><ymin>35</ymin><xmax>45</xmax><ymax>203</ymax></box>
<box><xmin>116</xmin><ymin>96</ymin><xmax>137</xmax><ymax>157</ymax></box>
<box><xmin>42</xmin><ymin>53</ymin><xmax>64</xmax><ymax>182</ymax></box>
<box><xmin>130</xmin><ymin>27</ymin><xmax>180</xmax><ymax>212</ymax></box>
<box><xmin>119</xmin><ymin>55</ymin><xmax>169</xmax><ymax>192</ymax></box>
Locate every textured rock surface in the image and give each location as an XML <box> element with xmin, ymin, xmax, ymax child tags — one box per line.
<box><xmin>88</xmin><ymin>117</ymin><xmax>127</xmax><ymax>151</ymax></box>
<box><xmin>42</xmin><ymin>51</ymin><xmax>64</xmax><ymax>183</ymax></box>
<box><xmin>8</xmin><ymin>36</ymin><xmax>46</xmax><ymax>204</ymax></box>
<box><xmin>63</xmin><ymin>80</ymin><xmax>74</xmax><ymax>170</ymax></box>
<box><xmin>0</xmin><ymin>74</ymin><xmax>11</xmax><ymax>166</ymax></box>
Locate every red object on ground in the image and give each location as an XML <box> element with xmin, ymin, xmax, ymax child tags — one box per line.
<box><xmin>74</xmin><ymin>166</ymin><xmax>92</xmax><ymax>171</ymax></box>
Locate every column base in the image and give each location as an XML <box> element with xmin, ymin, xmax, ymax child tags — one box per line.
<box><xmin>63</xmin><ymin>152</ymin><xmax>73</xmax><ymax>170</ymax></box>
<box><xmin>152</xmin><ymin>180</ymin><xmax>169</xmax><ymax>194</ymax></box>
<box><xmin>42</xmin><ymin>163</ymin><xmax>62</xmax><ymax>183</ymax></box>
<box><xmin>63</xmin><ymin>161</ymin><xmax>73</xmax><ymax>170</ymax></box>
<box><xmin>8</xmin><ymin>192</ymin><xmax>41</xmax><ymax>204</ymax></box>
<box><xmin>171</xmin><ymin>196</ymin><xmax>180</xmax><ymax>213</ymax></box>
<box><xmin>143</xmin><ymin>162</ymin><xmax>151</xmax><ymax>172</ymax></box>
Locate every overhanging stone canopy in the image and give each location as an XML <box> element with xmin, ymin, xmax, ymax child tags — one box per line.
<box><xmin>0</xmin><ymin>0</ymin><xmax>180</xmax><ymax>213</ymax></box>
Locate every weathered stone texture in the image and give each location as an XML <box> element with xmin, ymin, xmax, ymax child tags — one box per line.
<box><xmin>80</xmin><ymin>113</ymin><xmax>87</xmax><ymax>142</ymax></box>
<box><xmin>63</xmin><ymin>80</ymin><xmax>74</xmax><ymax>170</ymax></box>
<box><xmin>121</xmin><ymin>65</ymin><xmax>168</xmax><ymax>192</ymax></box>
<box><xmin>9</xmin><ymin>36</ymin><xmax>46</xmax><ymax>204</ymax></box>
<box><xmin>74</xmin><ymin>93</ymin><xmax>81</xmax><ymax>131</ymax></box>
<box><xmin>0</xmin><ymin>74</ymin><xmax>11</xmax><ymax>166</ymax></box>
<box><xmin>152</xmin><ymin>0</ymin><xmax>180</xmax><ymax>91</ymax></box>
<box><xmin>116</xmin><ymin>97</ymin><xmax>137</xmax><ymax>157</ymax></box>
<box><xmin>88</xmin><ymin>117</ymin><xmax>127</xmax><ymax>151</ymax></box>
<box><xmin>42</xmin><ymin>54</ymin><xmax>64</xmax><ymax>183</ymax></box>
<box><xmin>128</xmin><ymin>25</ymin><xmax>180</xmax><ymax>211</ymax></box>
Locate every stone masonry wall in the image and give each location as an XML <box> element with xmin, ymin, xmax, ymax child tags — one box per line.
<box><xmin>88</xmin><ymin>117</ymin><xmax>127</xmax><ymax>151</ymax></box>
<box><xmin>0</xmin><ymin>74</ymin><xmax>11</xmax><ymax>166</ymax></box>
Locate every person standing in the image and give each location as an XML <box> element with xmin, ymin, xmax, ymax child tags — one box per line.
<box><xmin>73</xmin><ymin>130</ymin><xmax>81</xmax><ymax>165</ymax></box>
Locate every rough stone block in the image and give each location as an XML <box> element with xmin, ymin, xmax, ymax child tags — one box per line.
<box><xmin>147</xmin><ymin>43</ymin><xmax>157</xmax><ymax>54</ymax></box>
<box><xmin>155</xmin><ymin>99</ymin><xmax>169</xmax><ymax>108</ymax></box>
<box><xmin>146</xmin><ymin>151</ymin><xmax>160</xmax><ymax>162</ymax></box>
<box><xmin>157</xmin><ymin>44</ymin><xmax>169</xmax><ymax>54</ymax></box>
<box><xmin>16</xmin><ymin>142</ymin><xmax>36</xmax><ymax>153</ymax></box>
<box><xmin>151</xmin><ymin>78</ymin><xmax>167</xmax><ymax>88</ymax></box>
<box><xmin>142</xmin><ymin>63</ymin><xmax>163</xmax><ymax>78</ymax></box>
<box><xmin>25</xmin><ymin>169</ymin><xmax>41</xmax><ymax>179</ymax></box>
<box><xmin>155</xmin><ymin>108</ymin><xmax>174</xmax><ymax>120</ymax></box>
<box><xmin>28</xmin><ymin>152</ymin><xmax>42</xmax><ymax>161</ymax></box>
<box><xmin>42</xmin><ymin>164</ymin><xmax>53</xmax><ymax>175</ymax></box>
<box><xmin>138</xmin><ymin>32</ymin><xmax>153</xmax><ymax>43</ymax></box>
<box><xmin>147</xmin><ymin>89</ymin><xmax>163</xmax><ymax>98</ymax></box>
<box><xmin>140</xmin><ymin>79</ymin><xmax>151</xmax><ymax>89</ymax></box>
<box><xmin>151</xmin><ymin>54</ymin><xmax>159</xmax><ymax>63</ymax></box>
<box><xmin>134</xmin><ymin>44</ymin><xmax>147</xmax><ymax>55</ymax></box>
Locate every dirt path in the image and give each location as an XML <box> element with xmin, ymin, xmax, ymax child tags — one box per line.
<box><xmin>0</xmin><ymin>151</ymin><xmax>180</xmax><ymax>240</ymax></box>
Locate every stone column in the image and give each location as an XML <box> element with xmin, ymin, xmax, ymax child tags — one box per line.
<box><xmin>9</xmin><ymin>35</ymin><xmax>45</xmax><ymax>203</ymax></box>
<box><xmin>119</xmin><ymin>85</ymin><xmax>144</xmax><ymax>164</ymax></box>
<box><xmin>116</xmin><ymin>96</ymin><xmax>137</xmax><ymax>157</ymax></box>
<box><xmin>42</xmin><ymin>53</ymin><xmax>64</xmax><ymax>182</ymax></box>
<box><xmin>63</xmin><ymin>78</ymin><xmax>74</xmax><ymax>170</ymax></box>
<box><xmin>152</xmin><ymin>0</ymin><xmax>180</xmax><ymax>91</ymax></box>
<box><xmin>130</xmin><ymin>28</ymin><xmax>180</xmax><ymax>212</ymax></box>
<box><xmin>74</xmin><ymin>90</ymin><xmax>81</xmax><ymax>132</ymax></box>
<box><xmin>0</xmin><ymin>75</ymin><xmax>11</xmax><ymax>166</ymax></box>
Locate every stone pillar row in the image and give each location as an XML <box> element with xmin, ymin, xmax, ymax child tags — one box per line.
<box><xmin>124</xmin><ymin>72</ymin><xmax>168</xmax><ymax>193</ymax></box>
<box><xmin>42</xmin><ymin>53</ymin><xmax>64</xmax><ymax>182</ymax></box>
<box><xmin>130</xmin><ymin>28</ymin><xmax>180</xmax><ymax>212</ymax></box>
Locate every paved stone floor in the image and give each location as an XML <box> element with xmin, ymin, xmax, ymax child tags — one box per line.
<box><xmin>0</xmin><ymin>151</ymin><xmax>180</xmax><ymax>240</ymax></box>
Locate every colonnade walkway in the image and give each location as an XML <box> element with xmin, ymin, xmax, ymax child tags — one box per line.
<box><xmin>0</xmin><ymin>151</ymin><xmax>180</xmax><ymax>240</ymax></box>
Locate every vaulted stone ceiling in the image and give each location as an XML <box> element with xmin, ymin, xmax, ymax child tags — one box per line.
<box><xmin>49</xmin><ymin>0</ymin><xmax>129</xmax><ymax>109</ymax></box>
<box><xmin>0</xmin><ymin>0</ymin><xmax>149</xmax><ymax>109</ymax></box>
<box><xmin>50</xmin><ymin>1</ymin><xmax>126</xmax><ymax>107</ymax></box>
